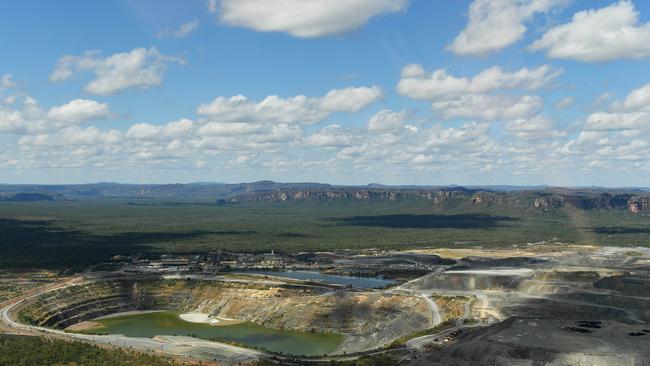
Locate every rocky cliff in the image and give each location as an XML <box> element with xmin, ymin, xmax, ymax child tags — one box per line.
<box><xmin>228</xmin><ymin>188</ymin><xmax>650</xmax><ymax>213</ymax></box>
<box><xmin>628</xmin><ymin>196</ymin><xmax>650</xmax><ymax>213</ymax></box>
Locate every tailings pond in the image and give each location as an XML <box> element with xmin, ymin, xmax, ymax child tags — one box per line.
<box><xmin>92</xmin><ymin>311</ymin><xmax>343</xmax><ymax>356</ymax></box>
<box><xmin>234</xmin><ymin>270</ymin><xmax>396</xmax><ymax>288</ymax></box>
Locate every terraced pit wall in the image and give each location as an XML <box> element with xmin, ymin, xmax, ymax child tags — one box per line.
<box><xmin>17</xmin><ymin>277</ymin><xmax>431</xmax><ymax>352</ymax></box>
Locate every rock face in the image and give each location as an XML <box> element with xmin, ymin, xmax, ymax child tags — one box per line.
<box><xmin>594</xmin><ymin>276</ymin><xmax>650</xmax><ymax>297</ymax></box>
<box><xmin>628</xmin><ymin>196</ymin><xmax>650</xmax><ymax>213</ymax></box>
<box><xmin>227</xmin><ymin>187</ymin><xmax>650</xmax><ymax>216</ymax></box>
<box><xmin>533</xmin><ymin>195</ymin><xmax>564</xmax><ymax>209</ymax></box>
<box><xmin>231</xmin><ymin>189</ymin><xmax>437</xmax><ymax>203</ymax></box>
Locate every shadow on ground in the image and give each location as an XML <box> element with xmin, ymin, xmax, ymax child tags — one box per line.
<box><xmin>593</xmin><ymin>227</ymin><xmax>650</xmax><ymax>235</ymax></box>
<box><xmin>327</xmin><ymin>214</ymin><xmax>518</xmax><ymax>229</ymax></box>
<box><xmin>0</xmin><ymin>218</ymin><xmax>238</xmax><ymax>270</ymax></box>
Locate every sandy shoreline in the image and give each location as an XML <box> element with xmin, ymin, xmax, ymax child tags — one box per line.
<box><xmin>65</xmin><ymin>320</ymin><xmax>102</xmax><ymax>332</ymax></box>
<box><xmin>180</xmin><ymin>312</ymin><xmax>241</xmax><ymax>326</ymax></box>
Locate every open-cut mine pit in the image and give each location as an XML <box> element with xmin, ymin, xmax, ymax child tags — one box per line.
<box><xmin>15</xmin><ymin>275</ymin><xmax>431</xmax><ymax>357</ymax></box>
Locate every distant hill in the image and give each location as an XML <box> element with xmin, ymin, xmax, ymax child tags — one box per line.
<box><xmin>0</xmin><ymin>193</ymin><xmax>57</xmax><ymax>201</ymax></box>
<box><xmin>1</xmin><ymin>182</ymin><xmax>650</xmax><ymax>213</ymax></box>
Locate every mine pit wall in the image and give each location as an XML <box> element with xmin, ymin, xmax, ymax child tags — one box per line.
<box><xmin>411</xmin><ymin>272</ymin><xmax>529</xmax><ymax>291</ymax></box>
<box><xmin>17</xmin><ymin>278</ymin><xmax>430</xmax><ymax>352</ymax></box>
<box><xmin>408</xmin><ymin>269</ymin><xmax>650</xmax><ymax>326</ymax></box>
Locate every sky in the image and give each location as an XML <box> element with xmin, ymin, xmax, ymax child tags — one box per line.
<box><xmin>2</xmin><ymin>0</ymin><xmax>650</xmax><ymax>186</ymax></box>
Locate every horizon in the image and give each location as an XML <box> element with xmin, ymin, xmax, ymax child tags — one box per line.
<box><xmin>3</xmin><ymin>1</ymin><xmax>650</xmax><ymax>186</ymax></box>
<box><xmin>1</xmin><ymin>179</ymin><xmax>650</xmax><ymax>191</ymax></box>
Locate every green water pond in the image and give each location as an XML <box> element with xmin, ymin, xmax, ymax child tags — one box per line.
<box><xmin>92</xmin><ymin>311</ymin><xmax>343</xmax><ymax>356</ymax></box>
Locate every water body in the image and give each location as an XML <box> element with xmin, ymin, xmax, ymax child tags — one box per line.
<box><xmin>93</xmin><ymin>311</ymin><xmax>342</xmax><ymax>356</ymax></box>
<box><xmin>235</xmin><ymin>270</ymin><xmax>396</xmax><ymax>289</ymax></box>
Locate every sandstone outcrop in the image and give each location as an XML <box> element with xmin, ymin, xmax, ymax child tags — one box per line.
<box><xmin>628</xmin><ymin>196</ymin><xmax>650</xmax><ymax>213</ymax></box>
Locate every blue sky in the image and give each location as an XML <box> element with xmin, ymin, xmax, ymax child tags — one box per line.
<box><xmin>2</xmin><ymin>0</ymin><xmax>650</xmax><ymax>186</ymax></box>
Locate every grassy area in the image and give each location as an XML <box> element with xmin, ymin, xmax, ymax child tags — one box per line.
<box><xmin>0</xmin><ymin>335</ymin><xmax>182</xmax><ymax>366</ymax></box>
<box><xmin>0</xmin><ymin>282</ymin><xmax>40</xmax><ymax>303</ymax></box>
<box><xmin>1</xmin><ymin>198</ymin><xmax>649</xmax><ymax>269</ymax></box>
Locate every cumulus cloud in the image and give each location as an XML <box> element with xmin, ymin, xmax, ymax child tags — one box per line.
<box><xmin>1</xmin><ymin>74</ymin><xmax>16</xmax><ymax>89</ymax></box>
<box><xmin>163</xmin><ymin>118</ymin><xmax>194</xmax><ymax>137</ymax></box>
<box><xmin>318</xmin><ymin>86</ymin><xmax>383</xmax><ymax>112</ymax></box>
<box><xmin>583</xmin><ymin>83</ymin><xmax>650</xmax><ymax>131</ymax></box>
<box><xmin>49</xmin><ymin>47</ymin><xmax>183</xmax><ymax>95</ymax></box>
<box><xmin>305</xmin><ymin>125</ymin><xmax>353</xmax><ymax>147</ymax></box>
<box><xmin>216</xmin><ymin>0</ymin><xmax>408</xmax><ymax>37</ymax></box>
<box><xmin>554</xmin><ymin>96</ymin><xmax>575</xmax><ymax>111</ymax></box>
<box><xmin>126</xmin><ymin>123</ymin><xmax>163</xmax><ymax>140</ymax></box>
<box><xmin>0</xmin><ymin>108</ymin><xmax>31</xmax><ymax>134</ymax></box>
<box><xmin>432</xmin><ymin>94</ymin><xmax>542</xmax><ymax>120</ymax></box>
<box><xmin>18</xmin><ymin>126</ymin><xmax>121</xmax><ymax>147</ymax></box>
<box><xmin>197</xmin><ymin>86</ymin><xmax>382</xmax><ymax>125</ymax></box>
<box><xmin>197</xmin><ymin>121</ymin><xmax>264</xmax><ymax>136</ymax></box>
<box><xmin>396</xmin><ymin>64</ymin><xmax>561</xmax><ymax>100</ymax></box>
<box><xmin>448</xmin><ymin>0</ymin><xmax>567</xmax><ymax>56</ymax></box>
<box><xmin>158</xmin><ymin>19</ymin><xmax>199</xmax><ymax>38</ymax></box>
<box><xmin>0</xmin><ymin>74</ymin><xmax>21</xmax><ymax>105</ymax></box>
<box><xmin>207</xmin><ymin>0</ymin><xmax>218</xmax><ymax>14</ymax></box>
<box><xmin>47</xmin><ymin>99</ymin><xmax>111</xmax><ymax>124</ymax></box>
<box><xmin>617</xmin><ymin>83</ymin><xmax>650</xmax><ymax>112</ymax></box>
<box><xmin>505</xmin><ymin>115</ymin><xmax>564</xmax><ymax>140</ymax></box>
<box><xmin>367</xmin><ymin>109</ymin><xmax>407</xmax><ymax>132</ymax></box>
<box><xmin>126</xmin><ymin>119</ymin><xmax>196</xmax><ymax>140</ymax></box>
<box><xmin>530</xmin><ymin>1</ymin><xmax>650</xmax><ymax>62</ymax></box>
<box><xmin>421</xmin><ymin>122</ymin><xmax>491</xmax><ymax>149</ymax></box>
<box><xmin>585</xmin><ymin>112</ymin><xmax>650</xmax><ymax>131</ymax></box>
<box><xmin>1</xmin><ymin>97</ymin><xmax>111</xmax><ymax>134</ymax></box>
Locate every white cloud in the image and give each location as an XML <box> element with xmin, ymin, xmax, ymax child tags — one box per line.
<box><xmin>575</xmin><ymin>131</ymin><xmax>610</xmax><ymax>146</ymax></box>
<box><xmin>530</xmin><ymin>1</ymin><xmax>650</xmax><ymax>62</ymax></box>
<box><xmin>505</xmin><ymin>115</ymin><xmax>563</xmax><ymax>140</ymax></box>
<box><xmin>305</xmin><ymin>125</ymin><xmax>352</xmax><ymax>147</ymax></box>
<box><xmin>125</xmin><ymin>119</ymin><xmax>196</xmax><ymax>140</ymax></box>
<box><xmin>506</xmin><ymin>116</ymin><xmax>553</xmax><ymax>132</ymax></box>
<box><xmin>207</xmin><ymin>0</ymin><xmax>218</xmax><ymax>14</ymax></box>
<box><xmin>255</xmin><ymin>123</ymin><xmax>301</xmax><ymax>143</ymax></box>
<box><xmin>421</xmin><ymin>122</ymin><xmax>491</xmax><ymax>149</ymax></box>
<box><xmin>47</xmin><ymin>99</ymin><xmax>111</xmax><ymax>124</ymax></box>
<box><xmin>396</xmin><ymin>64</ymin><xmax>561</xmax><ymax>100</ymax></box>
<box><xmin>163</xmin><ymin>118</ymin><xmax>193</xmax><ymax>137</ymax></box>
<box><xmin>50</xmin><ymin>47</ymin><xmax>183</xmax><ymax>95</ymax></box>
<box><xmin>197</xmin><ymin>86</ymin><xmax>382</xmax><ymax>125</ymax></box>
<box><xmin>197</xmin><ymin>95</ymin><xmax>327</xmax><ymax>124</ymax></box>
<box><xmin>432</xmin><ymin>94</ymin><xmax>542</xmax><ymax>120</ymax></box>
<box><xmin>216</xmin><ymin>0</ymin><xmax>408</xmax><ymax>38</ymax></box>
<box><xmin>158</xmin><ymin>19</ymin><xmax>199</xmax><ymax>38</ymax></box>
<box><xmin>585</xmin><ymin>111</ymin><xmax>650</xmax><ymax>131</ymax></box>
<box><xmin>0</xmin><ymin>74</ymin><xmax>20</xmax><ymax>106</ymax></box>
<box><xmin>412</xmin><ymin>154</ymin><xmax>433</xmax><ymax>165</ymax></box>
<box><xmin>367</xmin><ymin>109</ymin><xmax>407</xmax><ymax>132</ymax></box>
<box><xmin>0</xmin><ymin>108</ymin><xmax>29</xmax><ymax>134</ymax></box>
<box><xmin>583</xmin><ymin>83</ymin><xmax>650</xmax><ymax>131</ymax></box>
<box><xmin>197</xmin><ymin>121</ymin><xmax>264</xmax><ymax>136</ymax></box>
<box><xmin>448</xmin><ymin>0</ymin><xmax>567</xmax><ymax>56</ymax></box>
<box><xmin>554</xmin><ymin>96</ymin><xmax>575</xmax><ymax>111</ymax></box>
<box><xmin>618</xmin><ymin>83</ymin><xmax>650</xmax><ymax>112</ymax></box>
<box><xmin>1</xmin><ymin>74</ymin><xmax>16</xmax><ymax>89</ymax></box>
<box><xmin>317</xmin><ymin>86</ymin><xmax>383</xmax><ymax>112</ymax></box>
<box><xmin>126</xmin><ymin>123</ymin><xmax>162</xmax><ymax>140</ymax></box>
<box><xmin>19</xmin><ymin>126</ymin><xmax>121</xmax><ymax>146</ymax></box>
